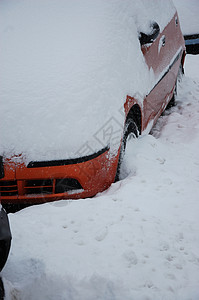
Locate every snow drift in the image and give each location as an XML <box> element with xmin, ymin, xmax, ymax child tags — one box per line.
<box><xmin>2</xmin><ymin>54</ymin><xmax>199</xmax><ymax>300</ymax></box>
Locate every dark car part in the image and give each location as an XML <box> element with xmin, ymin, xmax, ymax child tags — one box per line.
<box><xmin>27</xmin><ymin>146</ymin><xmax>109</xmax><ymax>168</ymax></box>
<box><xmin>115</xmin><ymin>117</ymin><xmax>139</xmax><ymax>182</ymax></box>
<box><xmin>184</xmin><ymin>34</ymin><xmax>199</xmax><ymax>54</ymax></box>
<box><xmin>139</xmin><ymin>21</ymin><xmax>160</xmax><ymax>46</ymax></box>
<box><xmin>0</xmin><ymin>207</ymin><xmax>11</xmax><ymax>272</ymax></box>
<box><xmin>0</xmin><ymin>277</ymin><xmax>4</xmax><ymax>300</ymax></box>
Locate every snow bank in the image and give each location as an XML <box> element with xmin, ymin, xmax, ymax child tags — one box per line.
<box><xmin>0</xmin><ymin>0</ymin><xmax>175</xmax><ymax>163</ymax></box>
<box><xmin>2</xmin><ymin>54</ymin><xmax>199</xmax><ymax>300</ymax></box>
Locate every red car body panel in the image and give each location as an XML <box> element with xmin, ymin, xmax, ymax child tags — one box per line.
<box><xmin>0</xmin><ymin>13</ymin><xmax>185</xmax><ymax>205</ymax></box>
<box><xmin>141</xmin><ymin>13</ymin><xmax>185</xmax><ymax>131</ymax></box>
<box><xmin>0</xmin><ymin>149</ymin><xmax>119</xmax><ymax>204</ymax></box>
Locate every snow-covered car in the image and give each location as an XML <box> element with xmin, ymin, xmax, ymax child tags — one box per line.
<box><xmin>0</xmin><ymin>0</ymin><xmax>185</xmax><ymax>205</ymax></box>
<box><xmin>0</xmin><ymin>204</ymin><xmax>11</xmax><ymax>272</ymax></box>
<box><xmin>173</xmin><ymin>0</ymin><xmax>199</xmax><ymax>54</ymax></box>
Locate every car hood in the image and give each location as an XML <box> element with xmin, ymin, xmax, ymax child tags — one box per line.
<box><xmin>0</xmin><ymin>0</ymin><xmax>176</xmax><ymax>164</ymax></box>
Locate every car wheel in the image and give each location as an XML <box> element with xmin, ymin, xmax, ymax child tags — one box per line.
<box><xmin>115</xmin><ymin>118</ymin><xmax>139</xmax><ymax>181</ymax></box>
<box><xmin>0</xmin><ymin>277</ymin><xmax>4</xmax><ymax>300</ymax></box>
<box><xmin>166</xmin><ymin>84</ymin><xmax>176</xmax><ymax>109</ymax></box>
<box><xmin>166</xmin><ymin>63</ymin><xmax>184</xmax><ymax>110</ymax></box>
<box><xmin>0</xmin><ymin>240</ymin><xmax>11</xmax><ymax>272</ymax></box>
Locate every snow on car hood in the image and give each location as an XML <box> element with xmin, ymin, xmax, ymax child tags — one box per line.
<box><xmin>0</xmin><ymin>0</ymin><xmax>176</xmax><ymax>163</ymax></box>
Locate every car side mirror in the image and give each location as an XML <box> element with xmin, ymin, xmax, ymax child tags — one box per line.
<box><xmin>139</xmin><ymin>21</ymin><xmax>160</xmax><ymax>46</ymax></box>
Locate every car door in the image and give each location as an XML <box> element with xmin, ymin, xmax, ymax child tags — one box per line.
<box><xmin>140</xmin><ymin>8</ymin><xmax>185</xmax><ymax>130</ymax></box>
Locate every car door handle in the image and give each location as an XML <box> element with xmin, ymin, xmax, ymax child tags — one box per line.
<box><xmin>158</xmin><ymin>35</ymin><xmax>166</xmax><ymax>52</ymax></box>
<box><xmin>161</xmin><ymin>35</ymin><xmax>166</xmax><ymax>47</ymax></box>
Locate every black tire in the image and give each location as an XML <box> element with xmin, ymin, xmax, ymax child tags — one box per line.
<box><xmin>115</xmin><ymin>119</ymin><xmax>139</xmax><ymax>181</ymax></box>
<box><xmin>166</xmin><ymin>85</ymin><xmax>176</xmax><ymax>109</ymax></box>
<box><xmin>0</xmin><ymin>277</ymin><xmax>4</xmax><ymax>300</ymax></box>
<box><xmin>0</xmin><ymin>240</ymin><xmax>11</xmax><ymax>272</ymax></box>
<box><xmin>166</xmin><ymin>63</ymin><xmax>184</xmax><ymax>110</ymax></box>
<box><xmin>0</xmin><ymin>207</ymin><xmax>12</xmax><ymax>272</ymax></box>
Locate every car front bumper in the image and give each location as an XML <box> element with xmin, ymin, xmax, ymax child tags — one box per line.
<box><xmin>0</xmin><ymin>147</ymin><xmax>119</xmax><ymax>204</ymax></box>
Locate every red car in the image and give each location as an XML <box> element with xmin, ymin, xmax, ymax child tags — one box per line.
<box><xmin>0</xmin><ymin>1</ymin><xmax>185</xmax><ymax>205</ymax></box>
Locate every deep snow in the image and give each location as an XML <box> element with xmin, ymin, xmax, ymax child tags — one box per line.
<box><xmin>1</xmin><ymin>54</ymin><xmax>199</xmax><ymax>300</ymax></box>
<box><xmin>0</xmin><ymin>0</ymin><xmax>176</xmax><ymax>162</ymax></box>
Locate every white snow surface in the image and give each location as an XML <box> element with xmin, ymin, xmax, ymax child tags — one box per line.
<box><xmin>0</xmin><ymin>0</ymin><xmax>176</xmax><ymax>163</ymax></box>
<box><xmin>173</xmin><ymin>0</ymin><xmax>199</xmax><ymax>35</ymax></box>
<box><xmin>1</xmin><ymin>54</ymin><xmax>199</xmax><ymax>300</ymax></box>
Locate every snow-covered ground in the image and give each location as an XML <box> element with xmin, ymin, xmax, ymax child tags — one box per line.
<box><xmin>1</xmin><ymin>54</ymin><xmax>199</xmax><ymax>300</ymax></box>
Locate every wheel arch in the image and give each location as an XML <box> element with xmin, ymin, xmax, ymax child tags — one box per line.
<box><xmin>181</xmin><ymin>50</ymin><xmax>186</xmax><ymax>74</ymax></box>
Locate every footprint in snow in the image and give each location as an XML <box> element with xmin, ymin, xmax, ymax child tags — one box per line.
<box><xmin>159</xmin><ymin>241</ymin><xmax>170</xmax><ymax>251</ymax></box>
<box><xmin>165</xmin><ymin>273</ymin><xmax>176</xmax><ymax>280</ymax></box>
<box><xmin>175</xmin><ymin>232</ymin><xmax>184</xmax><ymax>242</ymax></box>
<box><xmin>95</xmin><ymin>227</ymin><xmax>108</xmax><ymax>242</ymax></box>
<box><xmin>166</xmin><ymin>254</ymin><xmax>175</xmax><ymax>262</ymax></box>
<box><xmin>123</xmin><ymin>250</ymin><xmax>138</xmax><ymax>268</ymax></box>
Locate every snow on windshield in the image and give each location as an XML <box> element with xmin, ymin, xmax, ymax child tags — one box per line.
<box><xmin>173</xmin><ymin>0</ymin><xmax>199</xmax><ymax>35</ymax></box>
<box><xmin>0</xmin><ymin>0</ymin><xmax>176</xmax><ymax>163</ymax></box>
